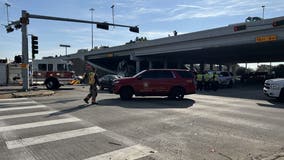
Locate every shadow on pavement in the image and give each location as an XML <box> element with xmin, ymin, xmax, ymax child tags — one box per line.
<box><xmin>47</xmin><ymin>104</ymin><xmax>90</xmax><ymax>117</ymax></box>
<box><xmin>97</xmin><ymin>97</ymin><xmax>195</xmax><ymax>109</ymax></box>
<box><xmin>257</xmin><ymin>100</ymin><xmax>284</xmax><ymax>109</ymax></box>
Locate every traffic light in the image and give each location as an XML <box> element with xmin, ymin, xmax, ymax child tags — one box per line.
<box><xmin>14</xmin><ymin>55</ymin><xmax>22</xmax><ymax>63</ymax></box>
<box><xmin>272</xmin><ymin>19</ymin><xmax>284</xmax><ymax>27</ymax></box>
<box><xmin>129</xmin><ymin>26</ymin><xmax>139</xmax><ymax>33</ymax></box>
<box><xmin>31</xmin><ymin>35</ymin><xmax>38</xmax><ymax>59</ymax></box>
<box><xmin>97</xmin><ymin>22</ymin><xmax>109</xmax><ymax>30</ymax></box>
<box><xmin>233</xmin><ymin>25</ymin><xmax>246</xmax><ymax>32</ymax></box>
<box><xmin>6</xmin><ymin>26</ymin><xmax>14</xmax><ymax>33</ymax></box>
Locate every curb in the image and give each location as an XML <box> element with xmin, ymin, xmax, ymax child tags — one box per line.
<box><xmin>12</xmin><ymin>90</ymin><xmax>55</xmax><ymax>98</ymax></box>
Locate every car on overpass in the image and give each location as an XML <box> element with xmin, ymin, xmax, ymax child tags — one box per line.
<box><xmin>113</xmin><ymin>69</ymin><xmax>196</xmax><ymax>100</ymax></box>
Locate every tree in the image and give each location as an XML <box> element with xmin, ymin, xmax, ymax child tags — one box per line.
<box><xmin>256</xmin><ymin>64</ymin><xmax>270</xmax><ymax>72</ymax></box>
<box><xmin>272</xmin><ymin>64</ymin><xmax>284</xmax><ymax>77</ymax></box>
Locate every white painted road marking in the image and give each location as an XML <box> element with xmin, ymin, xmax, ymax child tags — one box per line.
<box><xmin>0</xmin><ymin>98</ymin><xmax>28</xmax><ymax>101</ymax></box>
<box><xmin>0</xmin><ymin>105</ymin><xmax>47</xmax><ymax>112</ymax></box>
<box><xmin>84</xmin><ymin>144</ymin><xmax>156</xmax><ymax>160</ymax></box>
<box><xmin>6</xmin><ymin>126</ymin><xmax>106</xmax><ymax>149</ymax></box>
<box><xmin>0</xmin><ymin>117</ymin><xmax>81</xmax><ymax>132</ymax></box>
<box><xmin>0</xmin><ymin>101</ymin><xmax>37</xmax><ymax>105</ymax></box>
<box><xmin>0</xmin><ymin>110</ymin><xmax>58</xmax><ymax>120</ymax></box>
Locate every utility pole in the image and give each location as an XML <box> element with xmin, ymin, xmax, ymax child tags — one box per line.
<box><xmin>89</xmin><ymin>8</ymin><xmax>95</xmax><ymax>49</ymax></box>
<box><xmin>5</xmin><ymin>2</ymin><xmax>11</xmax><ymax>24</ymax></box>
<box><xmin>21</xmin><ymin>10</ymin><xmax>29</xmax><ymax>91</ymax></box>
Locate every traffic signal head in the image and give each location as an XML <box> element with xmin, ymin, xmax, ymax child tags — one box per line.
<box><xmin>31</xmin><ymin>35</ymin><xmax>39</xmax><ymax>59</ymax></box>
<box><xmin>6</xmin><ymin>26</ymin><xmax>14</xmax><ymax>33</ymax></box>
<box><xmin>272</xmin><ymin>19</ymin><xmax>284</xmax><ymax>27</ymax></box>
<box><xmin>97</xmin><ymin>22</ymin><xmax>109</xmax><ymax>30</ymax></box>
<box><xmin>129</xmin><ymin>26</ymin><xmax>139</xmax><ymax>33</ymax></box>
<box><xmin>233</xmin><ymin>25</ymin><xmax>246</xmax><ymax>32</ymax></box>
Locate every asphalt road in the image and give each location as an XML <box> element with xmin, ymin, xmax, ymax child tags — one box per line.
<box><xmin>0</xmin><ymin>85</ymin><xmax>283</xmax><ymax>160</ymax></box>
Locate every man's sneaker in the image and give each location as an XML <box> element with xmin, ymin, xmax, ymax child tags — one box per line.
<box><xmin>84</xmin><ymin>98</ymin><xmax>89</xmax><ymax>104</ymax></box>
<box><xmin>92</xmin><ymin>102</ymin><xmax>98</xmax><ymax>105</ymax></box>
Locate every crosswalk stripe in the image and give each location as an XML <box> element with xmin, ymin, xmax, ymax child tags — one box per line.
<box><xmin>0</xmin><ymin>117</ymin><xmax>81</xmax><ymax>132</ymax></box>
<box><xmin>0</xmin><ymin>110</ymin><xmax>58</xmax><ymax>120</ymax></box>
<box><xmin>84</xmin><ymin>144</ymin><xmax>156</xmax><ymax>160</ymax></box>
<box><xmin>0</xmin><ymin>105</ymin><xmax>46</xmax><ymax>112</ymax></box>
<box><xmin>0</xmin><ymin>101</ymin><xmax>37</xmax><ymax>105</ymax></box>
<box><xmin>0</xmin><ymin>98</ymin><xmax>28</xmax><ymax>101</ymax></box>
<box><xmin>6</xmin><ymin>126</ymin><xmax>106</xmax><ymax>149</ymax></box>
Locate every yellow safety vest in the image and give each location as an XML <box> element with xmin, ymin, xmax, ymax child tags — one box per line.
<box><xmin>88</xmin><ymin>72</ymin><xmax>96</xmax><ymax>85</ymax></box>
<box><xmin>213</xmin><ymin>74</ymin><xmax>219</xmax><ymax>81</ymax></box>
<box><xmin>204</xmin><ymin>74</ymin><xmax>211</xmax><ymax>82</ymax></box>
<box><xmin>196</xmin><ymin>74</ymin><xmax>203</xmax><ymax>81</ymax></box>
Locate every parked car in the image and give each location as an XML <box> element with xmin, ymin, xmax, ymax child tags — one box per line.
<box><xmin>217</xmin><ymin>71</ymin><xmax>234</xmax><ymax>87</ymax></box>
<box><xmin>99</xmin><ymin>74</ymin><xmax>121</xmax><ymax>91</ymax></box>
<box><xmin>113</xmin><ymin>69</ymin><xmax>196</xmax><ymax>100</ymax></box>
<box><xmin>207</xmin><ymin>71</ymin><xmax>234</xmax><ymax>87</ymax></box>
<box><xmin>263</xmin><ymin>78</ymin><xmax>284</xmax><ymax>100</ymax></box>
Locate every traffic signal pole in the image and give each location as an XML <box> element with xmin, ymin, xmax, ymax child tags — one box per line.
<box><xmin>15</xmin><ymin>10</ymin><xmax>139</xmax><ymax>91</ymax></box>
<box><xmin>21</xmin><ymin>10</ymin><xmax>29</xmax><ymax>91</ymax></box>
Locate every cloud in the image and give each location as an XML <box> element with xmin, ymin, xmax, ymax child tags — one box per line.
<box><xmin>154</xmin><ymin>0</ymin><xmax>284</xmax><ymax>22</ymax></box>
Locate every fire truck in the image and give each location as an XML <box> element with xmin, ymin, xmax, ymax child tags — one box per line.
<box><xmin>32</xmin><ymin>57</ymin><xmax>74</xmax><ymax>89</ymax></box>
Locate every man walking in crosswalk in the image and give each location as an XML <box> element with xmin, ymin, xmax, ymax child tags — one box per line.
<box><xmin>83</xmin><ymin>67</ymin><xmax>100</xmax><ymax>104</ymax></box>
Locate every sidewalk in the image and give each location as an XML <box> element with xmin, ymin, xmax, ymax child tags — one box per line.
<box><xmin>0</xmin><ymin>85</ymin><xmax>55</xmax><ymax>99</ymax></box>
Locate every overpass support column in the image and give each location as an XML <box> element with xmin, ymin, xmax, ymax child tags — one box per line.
<box><xmin>163</xmin><ymin>60</ymin><xmax>168</xmax><ymax>69</ymax></box>
<box><xmin>210</xmin><ymin>64</ymin><xmax>214</xmax><ymax>70</ymax></box>
<box><xmin>200</xmin><ymin>63</ymin><xmax>205</xmax><ymax>72</ymax></box>
<box><xmin>149</xmin><ymin>61</ymin><xmax>153</xmax><ymax>69</ymax></box>
<box><xmin>136</xmin><ymin>60</ymin><xmax>141</xmax><ymax>73</ymax></box>
<box><xmin>190</xmin><ymin>64</ymin><xmax>194</xmax><ymax>71</ymax></box>
<box><xmin>177</xmin><ymin>61</ymin><xmax>182</xmax><ymax>69</ymax></box>
<box><xmin>218</xmin><ymin>64</ymin><xmax>223</xmax><ymax>71</ymax></box>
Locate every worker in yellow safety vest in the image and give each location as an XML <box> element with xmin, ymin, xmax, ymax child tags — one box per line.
<box><xmin>212</xmin><ymin>72</ymin><xmax>219</xmax><ymax>91</ymax></box>
<box><xmin>83</xmin><ymin>67</ymin><xmax>100</xmax><ymax>104</ymax></box>
<box><xmin>204</xmin><ymin>71</ymin><xmax>211</xmax><ymax>91</ymax></box>
<box><xmin>196</xmin><ymin>72</ymin><xmax>204</xmax><ymax>91</ymax></box>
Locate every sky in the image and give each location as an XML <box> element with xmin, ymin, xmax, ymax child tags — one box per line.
<box><xmin>0</xmin><ymin>0</ymin><xmax>284</xmax><ymax>69</ymax></box>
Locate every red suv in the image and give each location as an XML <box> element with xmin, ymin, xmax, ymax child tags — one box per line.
<box><xmin>113</xmin><ymin>69</ymin><xmax>196</xmax><ymax>100</ymax></box>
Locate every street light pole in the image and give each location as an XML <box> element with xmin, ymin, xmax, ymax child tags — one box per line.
<box><xmin>5</xmin><ymin>2</ymin><xmax>11</xmax><ymax>24</ymax></box>
<box><xmin>111</xmin><ymin>5</ymin><xmax>115</xmax><ymax>28</ymax></box>
<box><xmin>59</xmin><ymin>44</ymin><xmax>71</xmax><ymax>56</ymax></box>
<box><xmin>262</xmin><ymin>5</ymin><xmax>265</xmax><ymax>19</ymax></box>
<box><xmin>89</xmin><ymin>8</ymin><xmax>95</xmax><ymax>49</ymax></box>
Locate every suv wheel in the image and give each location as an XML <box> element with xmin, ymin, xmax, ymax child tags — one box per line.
<box><xmin>169</xmin><ymin>87</ymin><xmax>184</xmax><ymax>101</ymax></box>
<box><xmin>277</xmin><ymin>88</ymin><xmax>284</xmax><ymax>101</ymax></box>
<box><xmin>120</xmin><ymin>87</ymin><xmax>133</xmax><ymax>100</ymax></box>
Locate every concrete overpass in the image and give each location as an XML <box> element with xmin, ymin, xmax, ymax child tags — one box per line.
<box><xmin>66</xmin><ymin>16</ymin><xmax>284</xmax><ymax>75</ymax></box>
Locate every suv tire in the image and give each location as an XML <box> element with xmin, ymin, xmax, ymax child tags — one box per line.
<box><xmin>277</xmin><ymin>88</ymin><xmax>284</xmax><ymax>101</ymax></box>
<box><xmin>120</xmin><ymin>87</ymin><xmax>133</xmax><ymax>100</ymax></box>
<box><xmin>169</xmin><ymin>87</ymin><xmax>184</xmax><ymax>101</ymax></box>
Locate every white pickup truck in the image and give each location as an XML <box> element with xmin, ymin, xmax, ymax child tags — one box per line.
<box><xmin>263</xmin><ymin>78</ymin><xmax>284</xmax><ymax>100</ymax></box>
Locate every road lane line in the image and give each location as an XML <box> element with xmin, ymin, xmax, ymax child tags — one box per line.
<box><xmin>0</xmin><ymin>117</ymin><xmax>81</xmax><ymax>132</ymax></box>
<box><xmin>0</xmin><ymin>101</ymin><xmax>37</xmax><ymax>105</ymax></box>
<box><xmin>6</xmin><ymin>126</ymin><xmax>106</xmax><ymax>149</ymax></box>
<box><xmin>84</xmin><ymin>144</ymin><xmax>156</xmax><ymax>160</ymax></box>
<box><xmin>0</xmin><ymin>105</ymin><xmax>46</xmax><ymax>112</ymax></box>
<box><xmin>0</xmin><ymin>98</ymin><xmax>28</xmax><ymax>101</ymax></box>
<box><xmin>0</xmin><ymin>110</ymin><xmax>58</xmax><ymax>120</ymax></box>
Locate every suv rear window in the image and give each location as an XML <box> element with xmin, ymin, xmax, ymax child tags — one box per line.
<box><xmin>176</xmin><ymin>71</ymin><xmax>194</xmax><ymax>78</ymax></box>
